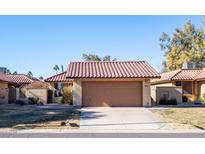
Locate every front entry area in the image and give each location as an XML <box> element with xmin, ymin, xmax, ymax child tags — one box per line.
<box><xmin>82</xmin><ymin>81</ymin><xmax>142</xmax><ymax>107</ymax></box>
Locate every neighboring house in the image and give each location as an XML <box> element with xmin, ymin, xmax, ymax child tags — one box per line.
<box><xmin>151</xmin><ymin>68</ymin><xmax>205</xmax><ymax>103</ymax></box>
<box><xmin>0</xmin><ymin>73</ymin><xmax>12</xmax><ymax>103</ymax></box>
<box><xmin>6</xmin><ymin>74</ymin><xmax>36</xmax><ymax>102</ymax></box>
<box><xmin>66</xmin><ymin>61</ymin><xmax>160</xmax><ymax>107</ymax></box>
<box><xmin>44</xmin><ymin>72</ymin><xmax>73</xmax><ymax>103</ymax></box>
<box><xmin>21</xmin><ymin>81</ymin><xmax>52</xmax><ymax>104</ymax></box>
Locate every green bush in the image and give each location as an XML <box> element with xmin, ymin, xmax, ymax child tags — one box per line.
<box><xmin>168</xmin><ymin>98</ymin><xmax>177</xmax><ymax>105</ymax></box>
<box><xmin>61</xmin><ymin>88</ymin><xmax>73</xmax><ymax>105</ymax></box>
<box><xmin>28</xmin><ymin>97</ymin><xmax>38</xmax><ymax>105</ymax></box>
<box><xmin>15</xmin><ymin>100</ymin><xmax>26</xmax><ymax>106</ymax></box>
<box><xmin>203</xmin><ymin>93</ymin><xmax>205</xmax><ymax>99</ymax></box>
<box><xmin>199</xmin><ymin>94</ymin><xmax>205</xmax><ymax>104</ymax></box>
<box><xmin>201</xmin><ymin>93</ymin><xmax>205</xmax><ymax>103</ymax></box>
<box><xmin>159</xmin><ymin>97</ymin><xmax>168</xmax><ymax>105</ymax></box>
<box><xmin>159</xmin><ymin>97</ymin><xmax>177</xmax><ymax>105</ymax></box>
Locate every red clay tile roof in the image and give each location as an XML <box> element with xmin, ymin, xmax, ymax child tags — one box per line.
<box><xmin>45</xmin><ymin>72</ymin><xmax>72</xmax><ymax>82</ymax></box>
<box><xmin>151</xmin><ymin>69</ymin><xmax>205</xmax><ymax>84</ymax></box>
<box><xmin>22</xmin><ymin>81</ymin><xmax>50</xmax><ymax>89</ymax></box>
<box><xmin>195</xmin><ymin>70</ymin><xmax>205</xmax><ymax>80</ymax></box>
<box><xmin>0</xmin><ymin>73</ymin><xmax>12</xmax><ymax>83</ymax></box>
<box><xmin>172</xmin><ymin>69</ymin><xmax>202</xmax><ymax>80</ymax></box>
<box><xmin>6</xmin><ymin>74</ymin><xmax>35</xmax><ymax>84</ymax></box>
<box><xmin>66</xmin><ymin>61</ymin><xmax>160</xmax><ymax>78</ymax></box>
<box><xmin>151</xmin><ymin>70</ymin><xmax>181</xmax><ymax>83</ymax></box>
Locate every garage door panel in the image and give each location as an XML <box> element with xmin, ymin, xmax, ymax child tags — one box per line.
<box><xmin>82</xmin><ymin>81</ymin><xmax>142</xmax><ymax>107</ymax></box>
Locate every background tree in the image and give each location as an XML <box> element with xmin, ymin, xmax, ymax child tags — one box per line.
<box><xmin>102</xmin><ymin>55</ymin><xmax>117</xmax><ymax>61</ymax></box>
<box><xmin>39</xmin><ymin>76</ymin><xmax>44</xmax><ymax>80</ymax></box>
<box><xmin>6</xmin><ymin>69</ymin><xmax>11</xmax><ymax>74</ymax></box>
<box><xmin>159</xmin><ymin>20</ymin><xmax>205</xmax><ymax>71</ymax></box>
<box><xmin>27</xmin><ymin>71</ymin><xmax>33</xmax><ymax>77</ymax></box>
<box><xmin>13</xmin><ymin>71</ymin><xmax>18</xmax><ymax>74</ymax></box>
<box><xmin>82</xmin><ymin>53</ymin><xmax>117</xmax><ymax>61</ymax></box>
<box><xmin>53</xmin><ymin>65</ymin><xmax>60</xmax><ymax>74</ymax></box>
<box><xmin>82</xmin><ymin>54</ymin><xmax>102</xmax><ymax>61</ymax></box>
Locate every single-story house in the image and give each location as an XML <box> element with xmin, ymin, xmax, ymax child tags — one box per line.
<box><xmin>151</xmin><ymin>68</ymin><xmax>205</xmax><ymax>103</ymax></box>
<box><xmin>66</xmin><ymin>61</ymin><xmax>160</xmax><ymax>107</ymax></box>
<box><xmin>44</xmin><ymin>72</ymin><xmax>73</xmax><ymax>103</ymax></box>
<box><xmin>6</xmin><ymin>74</ymin><xmax>36</xmax><ymax>102</ymax></box>
<box><xmin>0</xmin><ymin>73</ymin><xmax>41</xmax><ymax>103</ymax></box>
<box><xmin>0</xmin><ymin>73</ymin><xmax>12</xmax><ymax>103</ymax></box>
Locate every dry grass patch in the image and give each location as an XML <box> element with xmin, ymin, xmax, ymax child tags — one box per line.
<box><xmin>0</xmin><ymin>104</ymin><xmax>80</xmax><ymax>129</ymax></box>
<box><xmin>151</xmin><ymin>108</ymin><xmax>205</xmax><ymax>129</ymax></box>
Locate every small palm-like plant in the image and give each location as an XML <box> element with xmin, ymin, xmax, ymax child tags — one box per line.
<box><xmin>53</xmin><ymin>65</ymin><xmax>60</xmax><ymax>74</ymax></box>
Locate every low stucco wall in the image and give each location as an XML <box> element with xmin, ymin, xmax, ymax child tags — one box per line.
<box><xmin>151</xmin><ymin>82</ymin><xmax>175</xmax><ymax>103</ymax></box>
<box><xmin>156</xmin><ymin>86</ymin><xmax>182</xmax><ymax>103</ymax></box>
<box><xmin>25</xmin><ymin>89</ymin><xmax>48</xmax><ymax>104</ymax></box>
<box><xmin>0</xmin><ymin>82</ymin><xmax>9</xmax><ymax>103</ymax></box>
<box><xmin>73</xmin><ymin>78</ymin><xmax>151</xmax><ymax>107</ymax></box>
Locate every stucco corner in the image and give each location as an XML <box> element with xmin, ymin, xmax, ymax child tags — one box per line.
<box><xmin>143</xmin><ymin>79</ymin><xmax>151</xmax><ymax>107</ymax></box>
<box><xmin>73</xmin><ymin>80</ymin><xmax>82</xmax><ymax>107</ymax></box>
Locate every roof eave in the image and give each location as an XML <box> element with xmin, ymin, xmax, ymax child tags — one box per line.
<box><xmin>66</xmin><ymin>76</ymin><xmax>161</xmax><ymax>79</ymax></box>
<box><xmin>150</xmin><ymin>80</ymin><xmax>172</xmax><ymax>85</ymax></box>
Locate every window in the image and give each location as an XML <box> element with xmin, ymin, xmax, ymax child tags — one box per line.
<box><xmin>176</xmin><ymin>81</ymin><xmax>182</xmax><ymax>86</ymax></box>
<box><xmin>55</xmin><ymin>90</ymin><xmax>62</xmax><ymax>97</ymax></box>
<box><xmin>182</xmin><ymin>82</ymin><xmax>193</xmax><ymax>94</ymax></box>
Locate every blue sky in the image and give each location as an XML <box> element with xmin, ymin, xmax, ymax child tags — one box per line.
<box><xmin>0</xmin><ymin>16</ymin><xmax>204</xmax><ymax>79</ymax></box>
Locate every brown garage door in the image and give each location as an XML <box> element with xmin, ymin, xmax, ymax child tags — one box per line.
<box><xmin>82</xmin><ymin>81</ymin><xmax>142</xmax><ymax>107</ymax></box>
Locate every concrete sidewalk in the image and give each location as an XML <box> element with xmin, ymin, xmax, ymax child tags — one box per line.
<box><xmin>0</xmin><ymin>128</ymin><xmax>205</xmax><ymax>138</ymax></box>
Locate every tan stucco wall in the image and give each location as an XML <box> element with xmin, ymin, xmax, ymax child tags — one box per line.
<box><xmin>143</xmin><ymin>79</ymin><xmax>151</xmax><ymax>106</ymax></box>
<box><xmin>26</xmin><ymin>89</ymin><xmax>48</xmax><ymax>104</ymax></box>
<box><xmin>151</xmin><ymin>82</ymin><xmax>175</xmax><ymax>103</ymax></box>
<box><xmin>156</xmin><ymin>86</ymin><xmax>182</xmax><ymax>103</ymax></box>
<box><xmin>0</xmin><ymin>82</ymin><xmax>9</xmax><ymax>103</ymax></box>
<box><xmin>73</xmin><ymin>80</ymin><xmax>82</xmax><ymax>107</ymax></box>
<box><xmin>73</xmin><ymin>78</ymin><xmax>151</xmax><ymax>107</ymax></box>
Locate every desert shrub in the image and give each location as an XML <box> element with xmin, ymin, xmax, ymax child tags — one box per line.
<box><xmin>15</xmin><ymin>100</ymin><xmax>26</xmax><ymax>106</ymax></box>
<box><xmin>61</xmin><ymin>88</ymin><xmax>73</xmax><ymax>105</ymax></box>
<box><xmin>28</xmin><ymin>97</ymin><xmax>38</xmax><ymax>105</ymax></box>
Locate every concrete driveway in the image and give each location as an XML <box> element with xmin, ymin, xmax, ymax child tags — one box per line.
<box><xmin>80</xmin><ymin>107</ymin><xmax>172</xmax><ymax>130</ymax></box>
